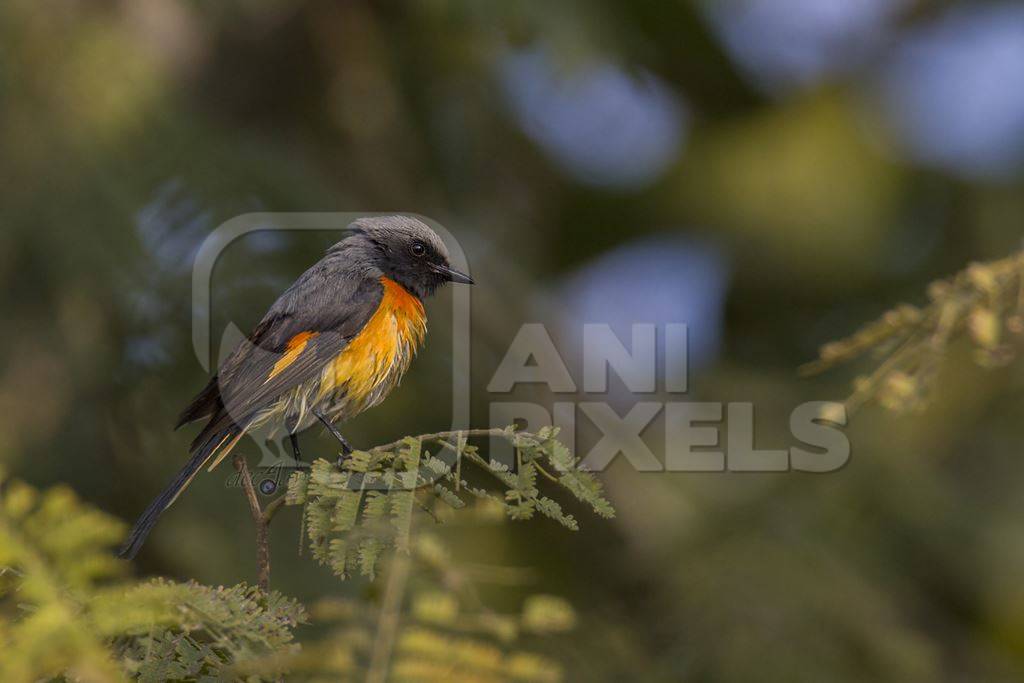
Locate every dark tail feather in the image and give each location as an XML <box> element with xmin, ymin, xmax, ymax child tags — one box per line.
<box><xmin>118</xmin><ymin>425</ymin><xmax>238</xmax><ymax>560</ymax></box>
<box><xmin>175</xmin><ymin>376</ymin><xmax>222</xmax><ymax>430</ymax></box>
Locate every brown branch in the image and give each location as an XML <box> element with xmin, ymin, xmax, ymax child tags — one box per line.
<box><xmin>233</xmin><ymin>455</ymin><xmax>271</xmax><ymax>592</ymax></box>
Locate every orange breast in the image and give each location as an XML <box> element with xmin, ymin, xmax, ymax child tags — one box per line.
<box><xmin>318</xmin><ymin>277</ymin><xmax>426</xmax><ymax>410</ymax></box>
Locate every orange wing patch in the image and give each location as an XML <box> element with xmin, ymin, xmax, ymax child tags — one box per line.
<box><xmin>267</xmin><ymin>331</ymin><xmax>319</xmax><ymax>381</ymax></box>
<box><xmin>204</xmin><ymin>429</ymin><xmax>247</xmax><ymax>473</ymax></box>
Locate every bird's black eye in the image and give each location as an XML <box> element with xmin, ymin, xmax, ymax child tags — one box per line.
<box><xmin>410</xmin><ymin>242</ymin><xmax>426</xmax><ymax>257</ymax></box>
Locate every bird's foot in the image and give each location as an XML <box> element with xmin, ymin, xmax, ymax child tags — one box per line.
<box><xmin>312</xmin><ymin>409</ymin><xmax>355</xmax><ymax>468</ymax></box>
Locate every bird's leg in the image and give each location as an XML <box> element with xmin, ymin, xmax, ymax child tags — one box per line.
<box><xmin>288</xmin><ymin>433</ymin><xmax>312</xmax><ymax>471</ymax></box>
<box><xmin>312</xmin><ymin>409</ymin><xmax>354</xmax><ymax>464</ymax></box>
<box><xmin>285</xmin><ymin>416</ymin><xmax>309</xmax><ymax>470</ymax></box>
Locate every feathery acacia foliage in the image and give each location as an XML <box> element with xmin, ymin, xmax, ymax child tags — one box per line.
<box><xmin>0</xmin><ymin>472</ymin><xmax>305</xmax><ymax>682</ymax></box>
<box><xmin>0</xmin><ymin>424</ymin><xmax>607</xmax><ymax>681</ymax></box>
<box><xmin>105</xmin><ymin>581</ymin><xmax>305</xmax><ymax>681</ymax></box>
<box><xmin>803</xmin><ymin>251</ymin><xmax>1024</xmax><ymax>413</ymax></box>
<box><xmin>0</xmin><ymin>475</ymin><xmax>128</xmax><ymax>681</ymax></box>
<box><xmin>287</xmin><ymin>426</ymin><xmax>615</xmax><ymax>580</ymax></box>
<box><xmin>238</xmin><ymin>520</ymin><xmax>578</xmax><ymax>683</ymax></box>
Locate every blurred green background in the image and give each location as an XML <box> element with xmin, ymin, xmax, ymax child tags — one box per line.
<box><xmin>3</xmin><ymin>1</ymin><xmax>1024</xmax><ymax>680</ymax></box>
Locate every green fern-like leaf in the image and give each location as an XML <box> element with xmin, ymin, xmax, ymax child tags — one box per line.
<box><xmin>535</xmin><ymin>497</ymin><xmax>578</xmax><ymax>531</ymax></box>
<box><xmin>0</xmin><ymin>474</ymin><xmax>307</xmax><ymax>682</ymax></box>
<box><xmin>286</xmin><ymin>470</ymin><xmax>309</xmax><ymax>505</ymax></box>
<box><xmin>390</xmin><ymin>438</ymin><xmax>421</xmax><ymax>553</ymax></box>
<box><xmin>286</xmin><ymin>427</ymin><xmax>614</xmax><ymax>581</ymax></box>
<box><xmin>305</xmin><ymin>500</ymin><xmax>334</xmax><ymax>565</ymax></box>
<box><xmin>333</xmin><ymin>486</ymin><xmax>363</xmax><ymax>533</ymax></box>
<box><xmin>432</xmin><ymin>484</ymin><xmax>466</xmax><ymax>510</ymax></box>
<box><xmin>544</xmin><ymin>438</ymin><xmax>615</xmax><ymax>519</ymax></box>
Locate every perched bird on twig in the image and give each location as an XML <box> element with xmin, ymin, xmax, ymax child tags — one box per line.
<box><xmin>120</xmin><ymin>215</ymin><xmax>472</xmax><ymax>559</ymax></box>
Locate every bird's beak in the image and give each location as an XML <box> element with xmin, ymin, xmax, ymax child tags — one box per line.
<box><xmin>431</xmin><ymin>263</ymin><xmax>474</xmax><ymax>285</ymax></box>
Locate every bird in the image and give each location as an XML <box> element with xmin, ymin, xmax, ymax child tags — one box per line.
<box><xmin>119</xmin><ymin>215</ymin><xmax>473</xmax><ymax>559</ymax></box>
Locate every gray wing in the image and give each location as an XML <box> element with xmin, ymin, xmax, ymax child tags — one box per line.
<box><xmin>188</xmin><ymin>254</ymin><xmax>383</xmax><ymax>445</ymax></box>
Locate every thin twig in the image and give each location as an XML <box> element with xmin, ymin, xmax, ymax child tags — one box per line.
<box><xmin>366</xmin><ymin>524</ymin><xmax>414</xmax><ymax>683</ymax></box>
<box><xmin>414</xmin><ymin>491</ymin><xmax>442</xmax><ymax>523</ymax></box>
<box><xmin>262</xmin><ymin>494</ymin><xmax>288</xmax><ymax>524</ymax></box>
<box><xmin>369</xmin><ymin>428</ymin><xmax>508</xmax><ymax>455</ymax></box>
<box><xmin>436</xmin><ymin>439</ymin><xmax>512</xmax><ymax>488</ymax></box>
<box><xmin>233</xmin><ymin>455</ymin><xmax>271</xmax><ymax>592</ymax></box>
<box><xmin>533</xmin><ymin>461</ymin><xmax>561</xmax><ymax>484</ymax></box>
